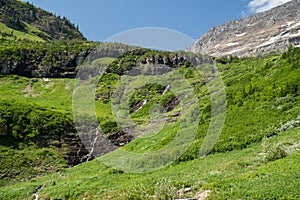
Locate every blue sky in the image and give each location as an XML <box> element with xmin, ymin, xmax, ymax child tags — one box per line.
<box><xmin>22</xmin><ymin>0</ymin><xmax>292</xmax><ymax>42</ymax></box>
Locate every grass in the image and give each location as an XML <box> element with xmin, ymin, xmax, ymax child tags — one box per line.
<box><xmin>0</xmin><ymin>22</ymin><xmax>45</xmax><ymax>42</ymax></box>
<box><xmin>0</xmin><ymin>127</ymin><xmax>299</xmax><ymax>199</ymax></box>
<box><xmin>0</xmin><ymin>57</ymin><xmax>117</xmax><ymax>113</ymax></box>
<box><xmin>0</xmin><ymin>145</ymin><xmax>66</xmax><ymax>187</ymax></box>
<box><xmin>0</xmin><ymin>75</ymin><xmax>75</xmax><ymax>112</ymax></box>
<box><xmin>0</xmin><ymin>46</ymin><xmax>300</xmax><ymax>198</ymax></box>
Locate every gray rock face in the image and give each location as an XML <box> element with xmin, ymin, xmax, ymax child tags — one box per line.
<box><xmin>188</xmin><ymin>0</ymin><xmax>300</xmax><ymax>57</ymax></box>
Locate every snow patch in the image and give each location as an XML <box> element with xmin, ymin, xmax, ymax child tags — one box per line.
<box><xmin>226</xmin><ymin>42</ymin><xmax>239</xmax><ymax>47</ymax></box>
<box><xmin>287</xmin><ymin>21</ymin><xmax>300</xmax><ymax>31</ymax></box>
<box><xmin>286</xmin><ymin>21</ymin><xmax>295</xmax><ymax>27</ymax></box>
<box><xmin>235</xmin><ymin>32</ymin><xmax>247</xmax><ymax>37</ymax></box>
<box><xmin>288</xmin><ymin>30</ymin><xmax>300</xmax><ymax>38</ymax></box>
<box><xmin>258</xmin><ymin>29</ymin><xmax>300</xmax><ymax>48</ymax></box>
<box><xmin>226</xmin><ymin>46</ymin><xmax>247</xmax><ymax>55</ymax></box>
<box><xmin>258</xmin><ymin>34</ymin><xmax>282</xmax><ymax>48</ymax></box>
<box><xmin>162</xmin><ymin>85</ymin><xmax>170</xmax><ymax>95</ymax></box>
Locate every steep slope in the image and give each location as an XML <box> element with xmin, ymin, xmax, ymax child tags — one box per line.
<box><xmin>1</xmin><ymin>47</ymin><xmax>299</xmax><ymax>199</ymax></box>
<box><xmin>0</xmin><ymin>40</ymin><xmax>139</xmax><ymax>78</ymax></box>
<box><xmin>0</xmin><ymin>21</ymin><xmax>45</xmax><ymax>42</ymax></box>
<box><xmin>0</xmin><ymin>0</ymin><xmax>85</xmax><ymax>41</ymax></box>
<box><xmin>0</xmin><ymin>0</ymin><xmax>139</xmax><ymax>185</ymax></box>
<box><xmin>189</xmin><ymin>0</ymin><xmax>300</xmax><ymax>57</ymax></box>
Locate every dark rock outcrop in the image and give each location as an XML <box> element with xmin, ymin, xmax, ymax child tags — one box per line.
<box><xmin>107</xmin><ymin>131</ymin><xmax>134</xmax><ymax>147</ymax></box>
<box><xmin>0</xmin><ymin>42</ymin><xmax>138</xmax><ymax>78</ymax></box>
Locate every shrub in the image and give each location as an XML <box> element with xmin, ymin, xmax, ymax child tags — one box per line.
<box><xmin>101</xmin><ymin>120</ymin><xmax>120</xmax><ymax>134</ymax></box>
<box><xmin>155</xmin><ymin>178</ymin><xmax>177</xmax><ymax>200</ymax></box>
<box><xmin>277</xmin><ymin>116</ymin><xmax>300</xmax><ymax>132</ymax></box>
<box><xmin>261</xmin><ymin>137</ymin><xmax>287</xmax><ymax>162</ymax></box>
<box><xmin>120</xmin><ymin>184</ymin><xmax>151</xmax><ymax>200</ymax></box>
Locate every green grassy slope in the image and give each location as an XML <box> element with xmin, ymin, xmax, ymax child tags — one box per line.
<box><xmin>0</xmin><ymin>0</ymin><xmax>85</xmax><ymax>41</ymax></box>
<box><xmin>0</xmin><ymin>128</ymin><xmax>299</xmax><ymax>199</ymax></box>
<box><xmin>0</xmin><ymin>47</ymin><xmax>299</xmax><ymax>199</ymax></box>
<box><xmin>0</xmin><ymin>22</ymin><xmax>45</xmax><ymax>42</ymax></box>
<box><xmin>89</xmin><ymin>47</ymin><xmax>300</xmax><ymax>161</ymax></box>
<box><xmin>0</xmin><ymin>75</ymin><xmax>75</xmax><ymax>111</ymax></box>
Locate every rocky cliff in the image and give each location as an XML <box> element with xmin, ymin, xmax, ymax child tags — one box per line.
<box><xmin>0</xmin><ymin>41</ymin><xmax>140</xmax><ymax>78</ymax></box>
<box><xmin>189</xmin><ymin>0</ymin><xmax>300</xmax><ymax>57</ymax></box>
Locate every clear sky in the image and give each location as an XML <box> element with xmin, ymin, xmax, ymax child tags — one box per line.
<box><xmin>22</xmin><ymin>0</ymin><xmax>292</xmax><ymax>42</ymax></box>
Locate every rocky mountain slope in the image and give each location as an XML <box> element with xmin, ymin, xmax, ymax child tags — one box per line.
<box><xmin>0</xmin><ymin>0</ymin><xmax>85</xmax><ymax>41</ymax></box>
<box><xmin>0</xmin><ymin>40</ymin><xmax>138</xmax><ymax>78</ymax></box>
<box><xmin>189</xmin><ymin>0</ymin><xmax>300</xmax><ymax>57</ymax></box>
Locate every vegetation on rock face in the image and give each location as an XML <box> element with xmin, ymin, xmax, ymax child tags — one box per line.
<box><xmin>96</xmin><ymin>46</ymin><xmax>300</xmax><ymax>161</ymax></box>
<box><xmin>0</xmin><ymin>39</ymin><xmax>142</xmax><ymax>78</ymax></box>
<box><xmin>0</xmin><ymin>40</ymin><xmax>96</xmax><ymax>77</ymax></box>
<box><xmin>0</xmin><ymin>145</ymin><xmax>67</xmax><ymax>186</ymax></box>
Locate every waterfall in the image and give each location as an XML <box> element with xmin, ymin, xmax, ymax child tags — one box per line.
<box><xmin>86</xmin><ymin>126</ymin><xmax>99</xmax><ymax>162</ymax></box>
<box><xmin>162</xmin><ymin>84</ymin><xmax>170</xmax><ymax>95</ymax></box>
<box><xmin>76</xmin><ymin>148</ymin><xmax>82</xmax><ymax>163</ymax></box>
<box><xmin>136</xmin><ymin>100</ymin><xmax>147</xmax><ymax>112</ymax></box>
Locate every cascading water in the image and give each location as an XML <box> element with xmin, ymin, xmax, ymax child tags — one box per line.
<box><xmin>86</xmin><ymin>126</ymin><xmax>99</xmax><ymax>162</ymax></box>
<box><xmin>162</xmin><ymin>84</ymin><xmax>170</xmax><ymax>95</ymax></box>
<box><xmin>76</xmin><ymin>148</ymin><xmax>82</xmax><ymax>163</ymax></box>
<box><xmin>136</xmin><ymin>100</ymin><xmax>147</xmax><ymax>112</ymax></box>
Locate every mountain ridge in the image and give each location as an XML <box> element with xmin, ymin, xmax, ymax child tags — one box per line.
<box><xmin>189</xmin><ymin>0</ymin><xmax>300</xmax><ymax>57</ymax></box>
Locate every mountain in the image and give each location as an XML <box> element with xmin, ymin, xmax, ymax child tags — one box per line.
<box><xmin>0</xmin><ymin>0</ymin><xmax>85</xmax><ymax>41</ymax></box>
<box><xmin>188</xmin><ymin>0</ymin><xmax>300</xmax><ymax>57</ymax></box>
<box><xmin>0</xmin><ymin>0</ymin><xmax>300</xmax><ymax>199</ymax></box>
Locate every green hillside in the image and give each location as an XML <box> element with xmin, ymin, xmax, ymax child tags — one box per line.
<box><xmin>0</xmin><ymin>0</ymin><xmax>85</xmax><ymax>41</ymax></box>
<box><xmin>0</xmin><ymin>21</ymin><xmax>45</xmax><ymax>42</ymax></box>
<box><xmin>0</xmin><ymin>46</ymin><xmax>299</xmax><ymax>199</ymax></box>
<box><xmin>0</xmin><ymin>1</ymin><xmax>299</xmax><ymax>199</ymax></box>
<box><xmin>1</xmin><ymin>128</ymin><xmax>299</xmax><ymax>199</ymax></box>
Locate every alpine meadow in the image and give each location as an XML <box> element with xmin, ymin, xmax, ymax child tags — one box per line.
<box><xmin>0</xmin><ymin>0</ymin><xmax>299</xmax><ymax>199</ymax></box>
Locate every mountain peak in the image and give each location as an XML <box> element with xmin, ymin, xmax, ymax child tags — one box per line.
<box><xmin>188</xmin><ymin>0</ymin><xmax>300</xmax><ymax>57</ymax></box>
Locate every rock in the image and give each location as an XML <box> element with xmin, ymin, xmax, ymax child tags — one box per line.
<box><xmin>107</xmin><ymin>131</ymin><xmax>134</xmax><ymax>147</ymax></box>
<box><xmin>162</xmin><ymin>97</ymin><xmax>180</xmax><ymax>113</ymax></box>
<box><xmin>188</xmin><ymin>0</ymin><xmax>300</xmax><ymax>57</ymax></box>
<box><xmin>195</xmin><ymin>190</ymin><xmax>211</xmax><ymax>200</ymax></box>
<box><xmin>169</xmin><ymin>112</ymin><xmax>180</xmax><ymax>117</ymax></box>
